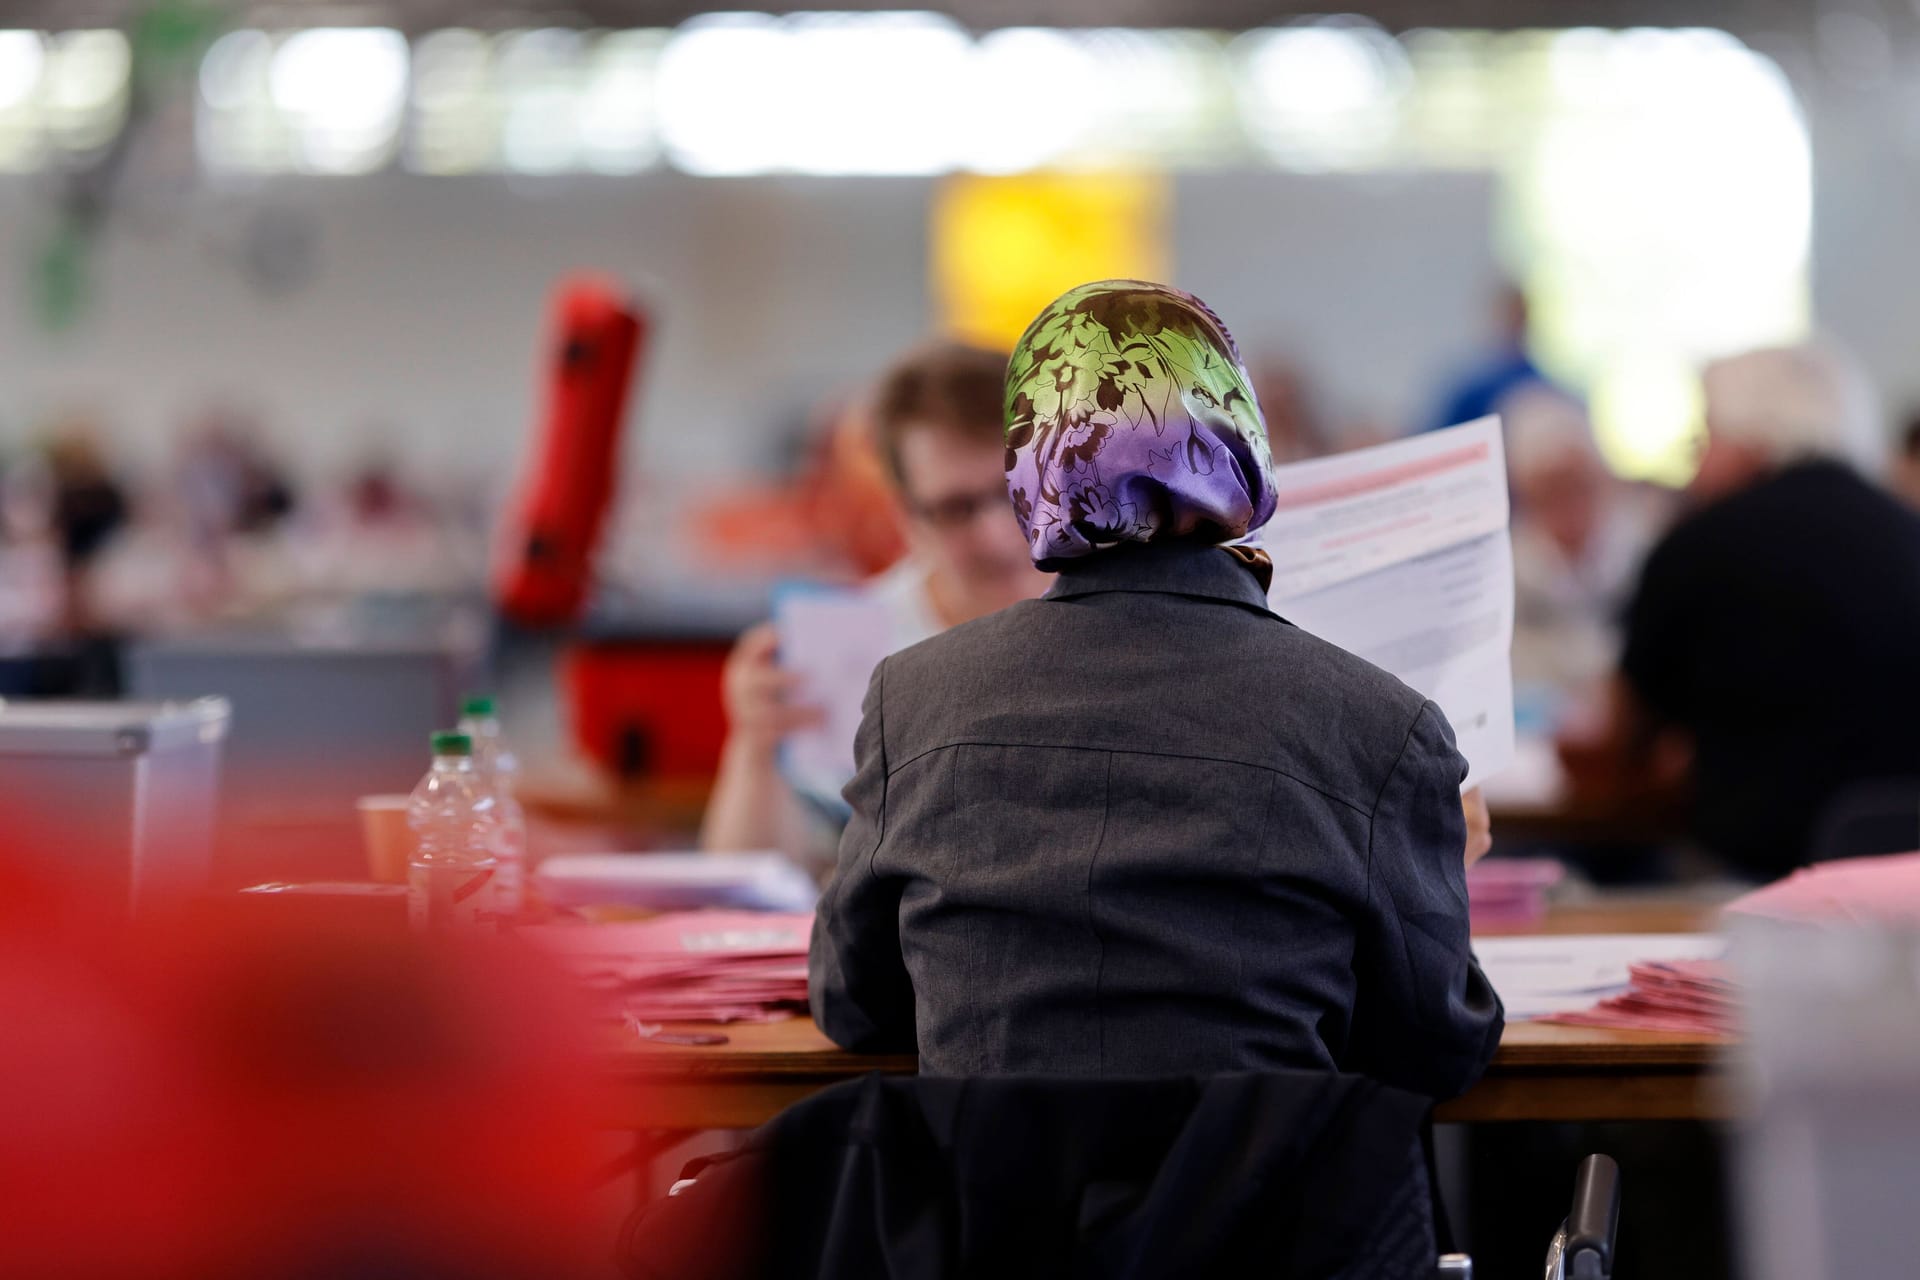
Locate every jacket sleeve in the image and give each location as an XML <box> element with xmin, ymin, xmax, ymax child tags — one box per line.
<box><xmin>807</xmin><ymin>658</ymin><xmax>916</xmax><ymax>1053</ymax></box>
<box><xmin>1346</xmin><ymin>700</ymin><xmax>1505</xmax><ymax>1099</ymax></box>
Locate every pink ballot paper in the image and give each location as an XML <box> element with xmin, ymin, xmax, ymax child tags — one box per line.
<box><xmin>1725</xmin><ymin>850</ymin><xmax>1920</xmax><ymax>925</ymax></box>
<box><xmin>1261</xmin><ymin>417</ymin><xmax>1515</xmax><ymax>789</ymax></box>
<box><xmin>523</xmin><ymin>911</ymin><xmax>814</xmax><ymax>1024</ymax></box>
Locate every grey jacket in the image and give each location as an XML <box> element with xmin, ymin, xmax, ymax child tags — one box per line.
<box><xmin>808</xmin><ymin>542</ymin><xmax>1503</xmax><ymax>1100</ymax></box>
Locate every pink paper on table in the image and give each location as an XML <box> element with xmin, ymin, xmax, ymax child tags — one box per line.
<box><xmin>524</xmin><ymin>910</ymin><xmax>815</xmax><ymax>1024</ymax></box>
<box><xmin>1541</xmin><ymin>956</ymin><xmax>1738</xmax><ymax>1036</ymax></box>
<box><xmin>1726</xmin><ymin>850</ymin><xmax>1920</xmax><ymax>926</ymax></box>
<box><xmin>1468</xmin><ymin>857</ymin><xmax>1566</xmax><ymax>927</ymax></box>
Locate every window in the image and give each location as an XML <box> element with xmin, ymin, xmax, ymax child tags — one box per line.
<box><xmin>0</xmin><ymin>29</ymin><xmax>131</xmax><ymax>172</ymax></box>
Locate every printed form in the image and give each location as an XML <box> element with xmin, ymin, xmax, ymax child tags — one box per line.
<box><xmin>772</xmin><ymin>587</ymin><xmax>898</xmax><ymax>816</ymax></box>
<box><xmin>1262</xmin><ymin>417</ymin><xmax>1516</xmax><ymax>788</ymax></box>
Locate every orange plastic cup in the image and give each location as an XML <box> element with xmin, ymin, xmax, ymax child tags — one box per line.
<box><xmin>356</xmin><ymin>795</ymin><xmax>414</xmax><ymax>884</ymax></box>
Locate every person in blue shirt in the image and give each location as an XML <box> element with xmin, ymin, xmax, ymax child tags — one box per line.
<box><xmin>1424</xmin><ymin>282</ymin><xmax>1558</xmax><ymax>434</ymax></box>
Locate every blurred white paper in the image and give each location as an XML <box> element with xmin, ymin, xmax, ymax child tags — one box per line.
<box><xmin>1265</xmin><ymin>417</ymin><xmax>1516</xmax><ymax>787</ymax></box>
<box><xmin>534</xmin><ymin>852</ymin><xmax>819</xmax><ymax>912</ymax></box>
<box><xmin>773</xmin><ymin>586</ymin><xmax>898</xmax><ymax>814</ymax></box>
<box><xmin>1474</xmin><ymin>932</ymin><xmax>1725</xmax><ymax>1020</ymax></box>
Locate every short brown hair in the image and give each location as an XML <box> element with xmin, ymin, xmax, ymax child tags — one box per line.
<box><xmin>870</xmin><ymin>342</ymin><xmax>1009</xmax><ymax>489</ymax></box>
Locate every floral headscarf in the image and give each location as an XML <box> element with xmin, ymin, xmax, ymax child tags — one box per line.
<box><xmin>1004</xmin><ymin>280</ymin><xmax>1276</xmax><ymax>568</ymax></box>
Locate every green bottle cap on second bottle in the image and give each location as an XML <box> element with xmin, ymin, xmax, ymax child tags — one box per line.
<box><xmin>432</xmin><ymin>731</ymin><xmax>473</xmax><ymax>756</ymax></box>
<box><xmin>461</xmin><ymin>695</ymin><xmax>496</xmax><ymax>718</ymax></box>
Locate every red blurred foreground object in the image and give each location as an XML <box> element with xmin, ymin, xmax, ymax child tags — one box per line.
<box><xmin>494</xmin><ymin>277</ymin><xmax>647</xmax><ymax>629</ymax></box>
<box><xmin>0</xmin><ymin>855</ymin><xmax>607</xmax><ymax>1280</ymax></box>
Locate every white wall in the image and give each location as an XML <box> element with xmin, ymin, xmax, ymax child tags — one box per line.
<box><xmin>0</xmin><ymin>168</ymin><xmax>1498</xmax><ymax>488</ymax></box>
<box><xmin>0</xmin><ymin>174</ymin><xmax>933</xmax><ymax>483</ymax></box>
<box><xmin>1175</xmin><ymin>170</ymin><xmax>1499</xmax><ymax>433</ymax></box>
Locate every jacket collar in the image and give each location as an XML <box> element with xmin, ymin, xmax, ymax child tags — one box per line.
<box><xmin>1044</xmin><ymin>542</ymin><xmax>1273</xmax><ymax>613</ymax></box>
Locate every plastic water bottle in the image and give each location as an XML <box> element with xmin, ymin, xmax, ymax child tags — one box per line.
<box><xmin>459</xmin><ymin>695</ymin><xmax>526</xmax><ymax>916</ymax></box>
<box><xmin>407</xmin><ymin>731</ymin><xmax>500</xmax><ymax>932</ymax></box>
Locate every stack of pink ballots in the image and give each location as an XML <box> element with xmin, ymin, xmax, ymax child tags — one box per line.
<box><xmin>523</xmin><ymin>910</ymin><xmax>814</xmax><ymax>1024</ymax></box>
<box><xmin>1543</xmin><ymin>957</ymin><xmax>1737</xmax><ymax>1036</ymax></box>
<box><xmin>1467</xmin><ymin>857</ymin><xmax>1566</xmax><ymax>929</ymax></box>
<box><xmin>1724</xmin><ymin>850</ymin><xmax>1920</xmax><ymax>925</ymax></box>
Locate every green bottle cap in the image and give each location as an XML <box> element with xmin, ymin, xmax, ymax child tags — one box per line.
<box><xmin>461</xmin><ymin>695</ymin><xmax>495</xmax><ymax>718</ymax></box>
<box><xmin>431</xmin><ymin>731</ymin><xmax>473</xmax><ymax>756</ymax></box>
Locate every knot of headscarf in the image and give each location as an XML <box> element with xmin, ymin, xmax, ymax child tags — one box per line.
<box><xmin>1004</xmin><ymin>279</ymin><xmax>1276</xmax><ymax>569</ymax></box>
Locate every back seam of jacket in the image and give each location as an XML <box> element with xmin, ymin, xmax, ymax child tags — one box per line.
<box><xmin>1229</xmin><ymin>769</ymin><xmax>1287</xmax><ymax>1061</ymax></box>
<box><xmin>1087</xmin><ymin>750</ymin><xmax>1115</xmax><ymax>1074</ymax></box>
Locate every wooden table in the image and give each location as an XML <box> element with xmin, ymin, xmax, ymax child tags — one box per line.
<box><xmin>598</xmin><ymin>900</ymin><xmax>1732</xmax><ymax>1132</ymax></box>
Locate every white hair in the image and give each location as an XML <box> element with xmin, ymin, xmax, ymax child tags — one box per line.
<box><xmin>1499</xmin><ymin>384</ymin><xmax>1601</xmax><ymax>480</ymax></box>
<box><xmin>1701</xmin><ymin>342</ymin><xmax>1884</xmax><ymax>476</ymax></box>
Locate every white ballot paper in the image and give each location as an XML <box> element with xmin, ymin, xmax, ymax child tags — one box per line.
<box><xmin>1472</xmin><ymin>933</ymin><xmax>1724</xmax><ymax>1020</ymax></box>
<box><xmin>1263</xmin><ymin>417</ymin><xmax>1516</xmax><ymax>788</ymax></box>
<box><xmin>772</xmin><ymin>585</ymin><xmax>899</xmax><ymax>817</ymax></box>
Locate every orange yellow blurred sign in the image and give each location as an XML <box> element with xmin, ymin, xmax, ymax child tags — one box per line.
<box><xmin>931</xmin><ymin>171</ymin><xmax>1170</xmax><ymax>350</ymax></box>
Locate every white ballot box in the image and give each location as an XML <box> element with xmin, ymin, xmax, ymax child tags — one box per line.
<box><xmin>1732</xmin><ymin>917</ymin><xmax>1920</xmax><ymax>1280</ymax></box>
<box><xmin>0</xmin><ymin>698</ymin><xmax>230</xmax><ymax>910</ymax></box>
<box><xmin>1264</xmin><ymin>417</ymin><xmax>1515</xmax><ymax>788</ymax></box>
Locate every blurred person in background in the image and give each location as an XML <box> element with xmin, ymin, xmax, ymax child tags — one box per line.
<box><xmin>0</xmin><ymin>454</ymin><xmax>70</xmax><ymax>684</ymax></box>
<box><xmin>1424</xmin><ymin>281</ymin><xmax>1562</xmax><ymax>434</ymax></box>
<box><xmin>1503</xmin><ymin>385</ymin><xmax>1662</xmax><ymax>721</ymax></box>
<box><xmin>1892</xmin><ymin>411</ymin><xmax>1920</xmax><ymax>510</ymax></box>
<box><xmin>292</xmin><ymin>455</ymin><xmax>469</xmax><ymax>599</ymax></box>
<box><xmin>1249</xmin><ymin>353</ymin><xmax>1333</xmax><ymax>463</ymax></box>
<box><xmin>1558</xmin><ymin>341</ymin><xmax>1920</xmax><ymax>879</ymax></box>
<box><xmin>86</xmin><ymin>411</ymin><xmax>306</xmax><ymax>634</ymax></box>
<box><xmin>176</xmin><ymin>410</ymin><xmax>297</xmax><ymax>537</ymax></box>
<box><xmin>701</xmin><ymin>342</ymin><xmax>1051</xmax><ymax>860</ymax></box>
<box><xmin>45</xmin><ymin>422</ymin><xmax>129</xmax><ymax>577</ymax></box>
<box><xmin>42</xmin><ymin>424</ymin><xmax>132</xmax><ymax>692</ymax></box>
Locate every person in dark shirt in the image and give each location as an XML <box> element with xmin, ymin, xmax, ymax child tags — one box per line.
<box><xmin>1560</xmin><ymin>342</ymin><xmax>1920</xmax><ymax>878</ymax></box>
<box><xmin>810</xmin><ymin>280</ymin><xmax>1502</xmax><ymax>1101</ymax></box>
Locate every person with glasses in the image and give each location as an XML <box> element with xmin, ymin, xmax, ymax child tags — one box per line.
<box><xmin>701</xmin><ymin>343</ymin><xmax>1051</xmax><ymax>859</ymax></box>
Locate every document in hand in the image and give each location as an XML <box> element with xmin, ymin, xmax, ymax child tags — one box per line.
<box><xmin>1263</xmin><ymin>417</ymin><xmax>1516</xmax><ymax>788</ymax></box>
<box><xmin>771</xmin><ymin>585</ymin><xmax>900</xmax><ymax>818</ymax></box>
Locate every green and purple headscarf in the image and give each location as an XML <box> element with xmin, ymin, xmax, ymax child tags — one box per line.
<box><xmin>1004</xmin><ymin>280</ymin><xmax>1276</xmax><ymax>568</ymax></box>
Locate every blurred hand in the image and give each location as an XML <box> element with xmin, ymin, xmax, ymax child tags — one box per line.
<box><xmin>1462</xmin><ymin>787</ymin><xmax>1492</xmax><ymax>867</ymax></box>
<box><xmin>721</xmin><ymin>622</ymin><xmax>825</xmax><ymax>755</ymax></box>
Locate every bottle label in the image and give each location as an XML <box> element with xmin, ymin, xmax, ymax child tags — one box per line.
<box><xmin>493</xmin><ymin>857</ymin><xmax>524</xmax><ymax>916</ymax></box>
<box><xmin>491</xmin><ymin>821</ymin><xmax>528</xmax><ymax>916</ymax></box>
<box><xmin>409</xmin><ymin>864</ymin><xmax>497</xmax><ymax>932</ymax></box>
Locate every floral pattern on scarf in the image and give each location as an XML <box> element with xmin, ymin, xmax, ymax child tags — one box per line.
<box><xmin>1004</xmin><ymin>280</ymin><xmax>1276</xmax><ymax>568</ymax></box>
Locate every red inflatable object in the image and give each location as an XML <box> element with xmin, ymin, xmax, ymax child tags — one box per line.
<box><xmin>494</xmin><ymin>278</ymin><xmax>646</xmax><ymax>628</ymax></box>
<box><xmin>564</xmin><ymin>640</ymin><xmax>730</xmax><ymax>781</ymax></box>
